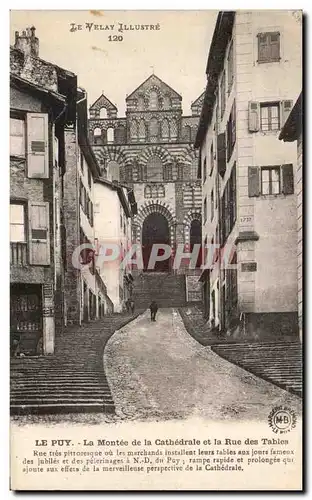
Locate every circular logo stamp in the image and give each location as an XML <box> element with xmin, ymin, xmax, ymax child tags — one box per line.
<box><xmin>268</xmin><ymin>406</ymin><xmax>297</xmax><ymax>434</ymax></box>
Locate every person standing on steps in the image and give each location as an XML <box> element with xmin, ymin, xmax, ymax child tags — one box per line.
<box><xmin>130</xmin><ymin>299</ymin><xmax>135</xmax><ymax>314</ymax></box>
<box><xmin>149</xmin><ymin>301</ymin><xmax>158</xmax><ymax>322</ymax></box>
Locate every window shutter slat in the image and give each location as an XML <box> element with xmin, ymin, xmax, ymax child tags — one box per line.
<box><xmin>27</xmin><ymin>113</ymin><xmax>49</xmax><ymax>178</ymax></box>
<box><xmin>248</xmin><ymin>167</ymin><xmax>260</xmax><ymax>197</ymax></box>
<box><xmin>248</xmin><ymin>101</ymin><xmax>260</xmax><ymax>132</ymax></box>
<box><xmin>28</xmin><ymin>202</ymin><xmax>50</xmax><ymax>265</ymax></box>
<box><xmin>281</xmin><ymin>100</ymin><xmax>293</xmax><ymax>127</ymax></box>
<box><xmin>282</xmin><ymin>164</ymin><xmax>294</xmax><ymax>195</ymax></box>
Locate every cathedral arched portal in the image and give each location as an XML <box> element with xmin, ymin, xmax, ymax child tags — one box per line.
<box><xmin>134</xmin><ymin>202</ymin><xmax>176</xmax><ymax>272</ymax></box>
<box><xmin>142</xmin><ymin>213</ymin><xmax>170</xmax><ymax>272</ymax></box>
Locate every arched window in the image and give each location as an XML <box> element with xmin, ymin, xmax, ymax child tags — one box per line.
<box><xmin>138</xmin><ymin>95</ymin><xmax>145</xmax><ymax>111</ymax></box>
<box><xmin>132</xmin><ymin>163</ymin><xmax>139</xmax><ymax>182</ymax></box>
<box><xmin>163</xmin><ymin>95</ymin><xmax>171</xmax><ymax>109</ymax></box>
<box><xmin>107</xmin><ymin>127</ymin><xmax>114</xmax><ymax>143</ymax></box>
<box><xmin>138</xmin><ymin>119</ymin><xmax>147</xmax><ymax>141</ymax></box>
<box><xmin>107</xmin><ymin>161</ymin><xmax>119</xmax><ymax>182</ymax></box>
<box><xmin>144</xmin><ymin>185</ymin><xmax>152</xmax><ymax>198</ymax></box>
<box><xmin>130</xmin><ymin>120</ymin><xmax>138</xmax><ymax>140</ymax></box>
<box><xmin>93</xmin><ymin>127</ymin><xmax>102</xmax><ymax>145</ymax></box>
<box><xmin>100</xmin><ymin>107</ymin><xmax>107</xmax><ymax>119</ymax></box>
<box><xmin>149</xmin><ymin>90</ymin><xmax>158</xmax><ymax>110</ymax></box>
<box><xmin>170</xmin><ymin>119</ymin><xmax>178</xmax><ymax>139</ymax></box>
<box><xmin>146</xmin><ymin>155</ymin><xmax>163</xmax><ymax>181</ymax></box>
<box><xmin>184</xmin><ymin>125</ymin><xmax>192</xmax><ymax>142</ymax></box>
<box><xmin>149</xmin><ymin>118</ymin><xmax>159</xmax><ymax>142</ymax></box>
<box><xmin>161</xmin><ymin>119</ymin><xmax>170</xmax><ymax>140</ymax></box>
<box><xmin>158</xmin><ymin>184</ymin><xmax>165</xmax><ymax>197</ymax></box>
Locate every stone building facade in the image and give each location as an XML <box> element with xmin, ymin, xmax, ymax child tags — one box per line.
<box><xmin>89</xmin><ymin>75</ymin><xmax>203</xmax><ymax>298</ymax></box>
<box><xmin>279</xmin><ymin>92</ymin><xmax>303</xmax><ymax>342</ymax></box>
<box><xmin>196</xmin><ymin>11</ymin><xmax>302</xmax><ymax>339</ymax></box>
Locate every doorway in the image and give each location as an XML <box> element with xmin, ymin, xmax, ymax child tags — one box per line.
<box><xmin>142</xmin><ymin>212</ymin><xmax>170</xmax><ymax>272</ymax></box>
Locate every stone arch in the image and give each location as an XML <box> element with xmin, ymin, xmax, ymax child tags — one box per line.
<box><xmin>138</xmin><ymin>145</ymin><xmax>173</xmax><ymax>167</ymax></box>
<box><xmin>183</xmin><ymin>210</ymin><xmax>202</xmax><ymax>244</ymax></box>
<box><xmin>134</xmin><ymin>201</ymin><xmax>176</xmax><ymax>246</ymax></box>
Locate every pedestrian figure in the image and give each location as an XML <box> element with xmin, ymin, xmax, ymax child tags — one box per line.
<box><xmin>130</xmin><ymin>299</ymin><xmax>135</xmax><ymax>314</ymax></box>
<box><xmin>149</xmin><ymin>301</ymin><xmax>158</xmax><ymax>322</ymax></box>
<box><xmin>125</xmin><ymin>299</ymin><xmax>130</xmax><ymax>313</ymax></box>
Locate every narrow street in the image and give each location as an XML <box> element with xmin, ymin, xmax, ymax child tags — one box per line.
<box><xmin>105</xmin><ymin>308</ymin><xmax>302</xmax><ymax>422</ymax></box>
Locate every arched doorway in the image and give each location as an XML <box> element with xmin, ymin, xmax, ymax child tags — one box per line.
<box><xmin>190</xmin><ymin>219</ymin><xmax>202</xmax><ymax>268</ymax></box>
<box><xmin>142</xmin><ymin>213</ymin><xmax>170</xmax><ymax>272</ymax></box>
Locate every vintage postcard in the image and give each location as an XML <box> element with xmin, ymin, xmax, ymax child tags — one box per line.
<box><xmin>9</xmin><ymin>9</ymin><xmax>303</xmax><ymax>491</ymax></box>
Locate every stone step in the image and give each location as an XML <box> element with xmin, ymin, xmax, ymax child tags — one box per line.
<box><xmin>10</xmin><ymin>402</ymin><xmax>115</xmax><ymax>415</ymax></box>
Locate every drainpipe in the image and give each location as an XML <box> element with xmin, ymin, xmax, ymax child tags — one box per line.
<box><xmin>215</xmin><ymin>91</ymin><xmax>223</xmax><ymax>333</ymax></box>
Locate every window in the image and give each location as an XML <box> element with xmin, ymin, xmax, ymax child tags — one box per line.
<box><xmin>130</xmin><ymin>120</ymin><xmax>138</xmax><ymax>140</ymax></box>
<box><xmin>220</xmin><ymin>71</ymin><xmax>226</xmax><ymax>119</ymax></box>
<box><xmin>10</xmin><ymin>118</ymin><xmax>25</xmax><ymax>157</ymax></box>
<box><xmin>203</xmin><ymin>158</ymin><xmax>207</xmax><ymax>182</ymax></box>
<box><xmin>227</xmin><ymin>100</ymin><xmax>236</xmax><ymax>161</ymax></box>
<box><xmin>80</xmin><ymin>151</ymin><xmax>84</xmax><ymax>173</ymax></box>
<box><xmin>107</xmin><ymin>127</ymin><xmax>114</xmax><ymax>143</ymax></box>
<box><xmin>211</xmin><ymin>190</ymin><xmax>214</xmax><ymax>221</ymax></box>
<box><xmin>147</xmin><ymin>155</ymin><xmax>163</xmax><ymax>181</ymax></box>
<box><xmin>149</xmin><ymin>90</ymin><xmax>158</xmax><ymax>110</ymax></box>
<box><xmin>261</xmin><ymin>167</ymin><xmax>280</xmax><ymax>195</ymax></box>
<box><xmin>144</xmin><ymin>185</ymin><xmax>152</xmax><ymax>198</ymax></box>
<box><xmin>210</xmin><ymin>143</ymin><xmax>214</xmax><ymax>176</ymax></box>
<box><xmin>138</xmin><ymin>119</ymin><xmax>147</xmax><ymax>141</ymax></box>
<box><xmin>220</xmin><ymin>164</ymin><xmax>237</xmax><ymax>245</ymax></box>
<box><xmin>88</xmin><ymin>168</ymin><xmax>92</xmax><ymax>189</ymax></box>
<box><xmin>99</xmin><ymin>107</ymin><xmax>107</xmax><ymax>119</ymax></box>
<box><xmin>258</xmin><ymin>32</ymin><xmax>280</xmax><ymax>63</ymax></box>
<box><xmin>94</xmin><ymin>127</ymin><xmax>102</xmax><ymax>145</ymax></box>
<box><xmin>149</xmin><ymin>118</ymin><xmax>159</xmax><ymax>142</ymax></box>
<box><xmin>227</xmin><ymin>40</ymin><xmax>234</xmax><ymax>93</ymax></box>
<box><xmin>161</xmin><ymin>119</ymin><xmax>170</xmax><ymax>140</ymax></box>
<box><xmin>260</xmin><ymin>103</ymin><xmax>280</xmax><ymax>131</ymax></box>
<box><xmin>204</xmin><ymin>197</ymin><xmax>207</xmax><ymax>223</ymax></box>
<box><xmin>163</xmin><ymin>165</ymin><xmax>172</xmax><ymax>181</ymax></box>
<box><xmin>10</xmin><ymin>204</ymin><xmax>25</xmax><ymax>242</ymax></box>
<box><xmin>170</xmin><ymin>119</ymin><xmax>178</xmax><ymax>139</ymax></box>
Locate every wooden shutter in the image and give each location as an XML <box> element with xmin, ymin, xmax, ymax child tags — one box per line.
<box><xmin>248</xmin><ymin>167</ymin><xmax>260</xmax><ymax>197</ymax></box>
<box><xmin>248</xmin><ymin>102</ymin><xmax>260</xmax><ymax>132</ymax></box>
<box><xmin>27</xmin><ymin>113</ymin><xmax>49</xmax><ymax>178</ymax></box>
<box><xmin>28</xmin><ymin>202</ymin><xmax>50</xmax><ymax>265</ymax></box>
<box><xmin>282</xmin><ymin>164</ymin><xmax>294</xmax><ymax>195</ymax></box>
<box><xmin>269</xmin><ymin>32</ymin><xmax>280</xmax><ymax>61</ymax></box>
<box><xmin>217</xmin><ymin>132</ymin><xmax>226</xmax><ymax>177</ymax></box>
<box><xmin>281</xmin><ymin>100</ymin><xmax>293</xmax><ymax>127</ymax></box>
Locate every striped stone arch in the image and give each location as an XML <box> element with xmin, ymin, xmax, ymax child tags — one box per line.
<box><xmin>94</xmin><ymin>146</ymin><xmax>127</xmax><ymax>169</ymax></box>
<box><xmin>138</xmin><ymin>146</ymin><xmax>173</xmax><ymax>167</ymax></box>
<box><xmin>175</xmin><ymin>145</ymin><xmax>196</xmax><ymax>166</ymax></box>
<box><xmin>133</xmin><ymin>201</ymin><xmax>176</xmax><ymax>245</ymax></box>
<box><xmin>183</xmin><ymin>209</ymin><xmax>202</xmax><ymax>244</ymax></box>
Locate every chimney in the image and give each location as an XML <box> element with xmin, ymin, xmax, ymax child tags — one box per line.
<box><xmin>14</xmin><ymin>26</ymin><xmax>39</xmax><ymax>57</ymax></box>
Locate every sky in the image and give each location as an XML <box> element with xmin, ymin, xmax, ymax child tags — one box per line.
<box><xmin>10</xmin><ymin>10</ymin><xmax>217</xmax><ymax>115</ymax></box>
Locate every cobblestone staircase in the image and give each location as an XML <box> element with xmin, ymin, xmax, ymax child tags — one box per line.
<box><xmin>179</xmin><ymin>306</ymin><xmax>302</xmax><ymax>398</ymax></box>
<box><xmin>211</xmin><ymin>342</ymin><xmax>302</xmax><ymax>397</ymax></box>
<box><xmin>10</xmin><ymin>312</ymin><xmax>141</xmax><ymax>415</ymax></box>
<box><xmin>132</xmin><ymin>272</ymin><xmax>186</xmax><ymax>308</ymax></box>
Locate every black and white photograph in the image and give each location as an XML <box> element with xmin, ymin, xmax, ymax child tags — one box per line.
<box><xmin>9</xmin><ymin>9</ymin><xmax>303</xmax><ymax>491</ymax></box>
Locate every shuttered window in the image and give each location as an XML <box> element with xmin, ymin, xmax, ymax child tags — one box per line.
<box><xmin>260</xmin><ymin>103</ymin><xmax>280</xmax><ymax>131</ymax></box>
<box><xmin>249</xmin><ymin>165</ymin><xmax>294</xmax><ymax>197</ymax></box>
<box><xmin>10</xmin><ymin>118</ymin><xmax>26</xmax><ymax>157</ymax></box>
<box><xmin>220</xmin><ymin>72</ymin><xmax>226</xmax><ymax>118</ymax></box>
<box><xmin>28</xmin><ymin>202</ymin><xmax>50</xmax><ymax>265</ymax></box>
<box><xmin>258</xmin><ymin>32</ymin><xmax>280</xmax><ymax>63</ymax></box>
<box><xmin>27</xmin><ymin>113</ymin><xmax>49</xmax><ymax>178</ymax></box>
<box><xmin>261</xmin><ymin>167</ymin><xmax>280</xmax><ymax>195</ymax></box>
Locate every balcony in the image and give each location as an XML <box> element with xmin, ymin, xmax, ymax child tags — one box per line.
<box><xmin>10</xmin><ymin>242</ymin><xmax>27</xmax><ymax>266</ymax></box>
